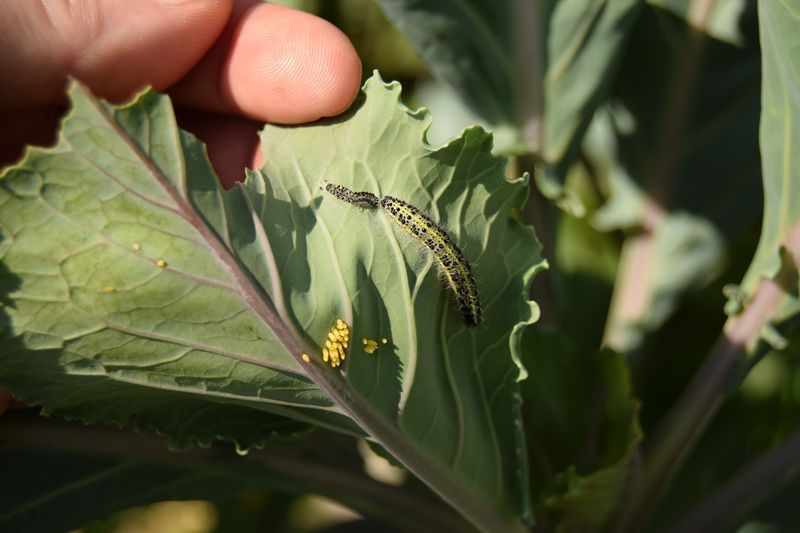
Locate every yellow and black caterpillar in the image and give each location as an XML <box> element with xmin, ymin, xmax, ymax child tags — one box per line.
<box><xmin>320</xmin><ymin>181</ymin><xmax>482</xmax><ymax>327</ymax></box>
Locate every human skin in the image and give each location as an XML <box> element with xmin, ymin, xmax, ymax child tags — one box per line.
<box><xmin>0</xmin><ymin>0</ymin><xmax>363</xmax><ymax>414</ymax></box>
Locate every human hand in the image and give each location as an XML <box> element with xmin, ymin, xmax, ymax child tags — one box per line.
<box><xmin>0</xmin><ymin>0</ymin><xmax>362</xmax><ymax>415</ymax></box>
<box><xmin>0</xmin><ymin>0</ymin><xmax>362</xmax><ymax>186</ymax></box>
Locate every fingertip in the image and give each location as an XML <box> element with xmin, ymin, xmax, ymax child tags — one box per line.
<box><xmin>224</xmin><ymin>3</ymin><xmax>362</xmax><ymax>123</ymax></box>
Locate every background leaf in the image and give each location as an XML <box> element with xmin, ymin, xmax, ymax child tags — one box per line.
<box><xmin>376</xmin><ymin>0</ymin><xmax>517</xmax><ymax>129</ymax></box>
<box><xmin>521</xmin><ymin>330</ymin><xmax>641</xmax><ymax>532</ymax></box>
<box><xmin>0</xmin><ymin>412</ymin><xmax>469</xmax><ymax>532</ymax></box>
<box><xmin>730</xmin><ymin>0</ymin><xmax>800</xmax><ymax>337</ymax></box>
<box><xmin>376</xmin><ymin>0</ymin><xmax>642</xmax><ymax>164</ymax></box>
<box><xmin>519</xmin><ymin>143</ymin><xmax>641</xmax><ymax>532</ymax></box>
<box><xmin>0</xmin><ymin>414</ymin><xmax>469</xmax><ymax>533</ymax></box>
<box><xmin>540</xmin><ymin>0</ymin><xmax>643</xmax><ymax>164</ymax></box>
<box><xmin>609</xmin><ymin>4</ymin><xmax>800</xmax><ymax>530</ymax></box>
<box><xmin>595</xmin><ymin>2</ymin><xmax>762</xmax><ymax>351</ymax></box>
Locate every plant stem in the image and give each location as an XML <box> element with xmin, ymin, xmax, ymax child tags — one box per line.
<box><xmin>0</xmin><ymin>412</ymin><xmax>473</xmax><ymax>532</ymax></box>
<box><xmin>515</xmin><ymin>0</ymin><xmax>544</xmax><ymax>154</ymax></box>
<box><xmin>515</xmin><ymin>0</ymin><xmax>555</xmax><ymax>326</ymax></box>
<box><xmin>614</xmin><ymin>220</ymin><xmax>800</xmax><ymax>532</ymax></box>
<box><xmin>660</xmin><ymin>429</ymin><xmax>800</xmax><ymax>533</ymax></box>
<box><xmin>324</xmin><ymin>377</ymin><xmax>526</xmax><ymax>532</ymax></box>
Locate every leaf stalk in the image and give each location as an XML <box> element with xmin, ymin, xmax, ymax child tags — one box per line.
<box><xmin>0</xmin><ymin>413</ymin><xmax>473</xmax><ymax>532</ymax></box>
<box><xmin>615</xmin><ymin>220</ymin><xmax>800</xmax><ymax>532</ymax></box>
<box><xmin>660</xmin><ymin>428</ymin><xmax>800</xmax><ymax>533</ymax></box>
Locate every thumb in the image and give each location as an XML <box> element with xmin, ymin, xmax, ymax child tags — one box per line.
<box><xmin>0</xmin><ymin>0</ymin><xmax>233</xmax><ymax>111</ymax></box>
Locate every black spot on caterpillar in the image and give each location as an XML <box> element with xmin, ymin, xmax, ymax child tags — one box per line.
<box><xmin>320</xmin><ymin>181</ymin><xmax>483</xmax><ymax>327</ymax></box>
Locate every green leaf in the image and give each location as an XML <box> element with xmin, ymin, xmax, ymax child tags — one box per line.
<box><xmin>729</xmin><ymin>0</ymin><xmax>800</xmax><ymax>339</ymax></box>
<box><xmin>376</xmin><ymin>0</ymin><xmax>517</xmax><ymax>130</ymax></box>
<box><xmin>551</xmin><ymin>165</ymin><xmax>618</xmax><ymax>352</ymax></box>
<box><xmin>0</xmin><ymin>72</ymin><xmax>543</xmax><ymax>529</ymax></box>
<box><xmin>377</xmin><ymin>1</ymin><xmax>641</xmax><ymax>165</ymax></box>
<box><xmin>520</xmin><ymin>329</ymin><xmax>641</xmax><ymax>531</ymax></box>
<box><xmin>548</xmin><ymin>440</ymin><xmax>640</xmax><ymax>533</ymax></box>
<box><xmin>541</xmin><ymin>0</ymin><xmax>643</xmax><ymax>164</ymax></box>
<box><xmin>258</xmin><ymin>73</ymin><xmax>544</xmax><ymax>526</ymax></box>
<box><xmin>522</xmin><ymin>165</ymin><xmax>638</xmax><ymax>533</ymax></box>
<box><xmin>0</xmin><ymin>83</ymin><xmax>353</xmax><ymax>444</ymax></box>
<box><xmin>545</xmin><ymin>352</ymin><xmax>641</xmax><ymax>533</ymax></box>
<box><xmin>536</xmin><ymin>0</ymin><xmax>752</xmax><ymax>217</ymax></box>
